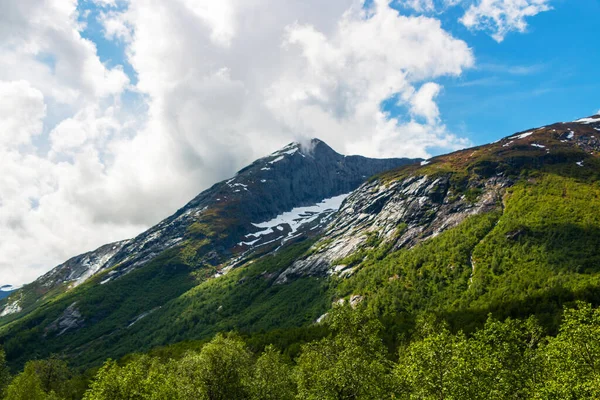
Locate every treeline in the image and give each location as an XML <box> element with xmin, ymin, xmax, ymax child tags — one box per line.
<box><xmin>2</xmin><ymin>302</ymin><xmax>600</xmax><ymax>400</ymax></box>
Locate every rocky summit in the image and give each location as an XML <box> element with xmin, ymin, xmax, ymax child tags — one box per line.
<box><xmin>15</xmin><ymin>139</ymin><xmax>415</xmax><ymax>298</ymax></box>
<box><xmin>0</xmin><ymin>139</ymin><xmax>416</xmax><ymax>347</ymax></box>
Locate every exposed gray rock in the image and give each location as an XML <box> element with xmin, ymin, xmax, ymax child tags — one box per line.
<box><xmin>0</xmin><ymin>299</ymin><xmax>21</xmax><ymax>317</ymax></box>
<box><xmin>349</xmin><ymin>295</ymin><xmax>364</xmax><ymax>308</ymax></box>
<box><xmin>276</xmin><ymin>173</ymin><xmax>510</xmax><ymax>284</ymax></box>
<box><xmin>37</xmin><ymin>240</ymin><xmax>130</xmax><ymax>290</ymax></box>
<box><xmin>45</xmin><ymin>302</ymin><xmax>84</xmax><ymax>336</ymax></box>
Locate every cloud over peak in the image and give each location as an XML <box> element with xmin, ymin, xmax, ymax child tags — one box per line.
<box><xmin>0</xmin><ymin>0</ymin><xmax>552</xmax><ymax>285</ymax></box>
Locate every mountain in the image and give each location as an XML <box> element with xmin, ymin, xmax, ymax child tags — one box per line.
<box><xmin>0</xmin><ymin>139</ymin><xmax>417</xmax><ymax>367</ymax></box>
<box><xmin>3</xmin><ymin>114</ymin><xmax>600</xmax><ymax>372</ymax></box>
<box><xmin>0</xmin><ymin>286</ymin><xmax>18</xmax><ymax>302</ymax></box>
<box><xmin>278</xmin><ymin>116</ymin><xmax>600</xmax><ymax>282</ymax></box>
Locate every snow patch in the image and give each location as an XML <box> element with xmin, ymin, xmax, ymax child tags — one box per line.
<box><xmin>575</xmin><ymin>117</ymin><xmax>600</xmax><ymax>124</ymax></box>
<box><xmin>271</xmin><ymin>143</ymin><xmax>299</xmax><ymax>156</ymax></box>
<box><xmin>420</xmin><ymin>160</ymin><xmax>430</xmax><ymax>166</ymax></box>
<box><xmin>577</xmin><ymin>161</ymin><xmax>584</xmax><ymax>167</ymax></box>
<box><xmin>244</xmin><ymin>193</ymin><xmax>350</xmax><ymax>245</ymax></box>
<box><xmin>509</xmin><ymin>131</ymin><xmax>533</xmax><ymax>140</ymax></box>
<box><xmin>269</xmin><ymin>155</ymin><xmax>285</xmax><ymax>164</ymax></box>
<box><xmin>279</xmin><ymin>148</ymin><xmax>298</xmax><ymax>156</ymax></box>
<box><xmin>531</xmin><ymin>144</ymin><xmax>546</xmax><ymax>148</ymax></box>
<box><xmin>71</xmin><ymin>243</ymin><xmax>127</xmax><ymax>288</ymax></box>
<box><xmin>127</xmin><ymin>308</ymin><xmax>159</xmax><ymax>328</ymax></box>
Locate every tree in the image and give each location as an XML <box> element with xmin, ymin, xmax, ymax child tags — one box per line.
<box><xmin>538</xmin><ymin>302</ymin><xmax>600</xmax><ymax>399</ymax></box>
<box><xmin>0</xmin><ymin>347</ymin><xmax>11</xmax><ymax>398</ymax></box>
<box><xmin>248</xmin><ymin>345</ymin><xmax>296</xmax><ymax>400</ymax></box>
<box><xmin>469</xmin><ymin>316</ymin><xmax>543</xmax><ymax>399</ymax></box>
<box><xmin>394</xmin><ymin>316</ymin><xmax>472</xmax><ymax>400</ymax></box>
<box><xmin>4</xmin><ymin>366</ymin><xmax>48</xmax><ymax>400</ymax></box>
<box><xmin>28</xmin><ymin>357</ymin><xmax>72</xmax><ymax>397</ymax></box>
<box><xmin>176</xmin><ymin>333</ymin><xmax>253</xmax><ymax>400</ymax></box>
<box><xmin>295</xmin><ymin>305</ymin><xmax>392</xmax><ymax>400</ymax></box>
<box><xmin>83</xmin><ymin>356</ymin><xmax>177</xmax><ymax>400</ymax></box>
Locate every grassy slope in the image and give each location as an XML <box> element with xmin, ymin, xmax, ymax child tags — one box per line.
<box><xmin>0</xmin><ymin>239</ymin><xmax>332</xmax><ymax>371</ymax></box>
<box><xmin>91</xmin><ymin>170</ymin><xmax>600</xmax><ymax>368</ymax></box>
<box><xmin>336</xmin><ymin>172</ymin><xmax>600</xmax><ymax>351</ymax></box>
<box><xmin>4</xmin><ymin>125</ymin><xmax>600</xmax><ymax>372</ymax></box>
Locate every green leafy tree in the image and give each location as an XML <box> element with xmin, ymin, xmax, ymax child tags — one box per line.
<box><xmin>394</xmin><ymin>317</ymin><xmax>472</xmax><ymax>400</ymax></box>
<box><xmin>295</xmin><ymin>305</ymin><xmax>392</xmax><ymax>400</ymax></box>
<box><xmin>469</xmin><ymin>316</ymin><xmax>543</xmax><ymax>399</ymax></box>
<box><xmin>4</xmin><ymin>366</ymin><xmax>49</xmax><ymax>400</ymax></box>
<box><xmin>248</xmin><ymin>345</ymin><xmax>296</xmax><ymax>400</ymax></box>
<box><xmin>176</xmin><ymin>333</ymin><xmax>253</xmax><ymax>400</ymax></box>
<box><xmin>0</xmin><ymin>347</ymin><xmax>11</xmax><ymax>398</ymax></box>
<box><xmin>537</xmin><ymin>302</ymin><xmax>600</xmax><ymax>399</ymax></box>
<box><xmin>27</xmin><ymin>357</ymin><xmax>72</xmax><ymax>398</ymax></box>
<box><xmin>83</xmin><ymin>356</ymin><xmax>177</xmax><ymax>400</ymax></box>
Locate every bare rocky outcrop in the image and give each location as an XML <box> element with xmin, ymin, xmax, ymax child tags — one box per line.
<box><xmin>0</xmin><ymin>299</ymin><xmax>22</xmax><ymax>317</ymax></box>
<box><xmin>276</xmin><ymin>174</ymin><xmax>510</xmax><ymax>283</ymax></box>
<box><xmin>45</xmin><ymin>302</ymin><xmax>84</xmax><ymax>336</ymax></box>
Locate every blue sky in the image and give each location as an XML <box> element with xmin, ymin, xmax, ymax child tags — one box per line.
<box><xmin>435</xmin><ymin>0</ymin><xmax>600</xmax><ymax>145</ymax></box>
<box><xmin>80</xmin><ymin>0</ymin><xmax>600</xmax><ymax>148</ymax></box>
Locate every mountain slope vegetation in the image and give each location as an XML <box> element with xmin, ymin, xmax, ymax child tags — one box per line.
<box><xmin>2</xmin><ymin>116</ymin><xmax>600</xmax><ymax>398</ymax></box>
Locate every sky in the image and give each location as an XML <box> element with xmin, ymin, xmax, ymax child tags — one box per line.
<box><xmin>0</xmin><ymin>0</ymin><xmax>599</xmax><ymax>286</ymax></box>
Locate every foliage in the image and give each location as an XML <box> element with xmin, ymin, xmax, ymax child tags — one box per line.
<box><xmin>295</xmin><ymin>306</ymin><xmax>392</xmax><ymax>399</ymax></box>
<box><xmin>7</xmin><ymin>302</ymin><xmax>600</xmax><ymax>400</ymax></box>
<box><xmin>537</xmin><ymin>302</ymin><xmax>600</xmax><ymax>399</ymax></box>
<box><xmin>248</xmin><ymin>345</ymin><xmax>296</xmax><ymax>400</ymax></box>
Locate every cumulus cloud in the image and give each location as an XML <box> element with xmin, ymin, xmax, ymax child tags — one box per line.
<box><xmin>406</xmin><ymin>82</ymin><xmax>443</xmax><ymax>124</ymax></box>
<box><xmin>399</xmin><ymin>0</ymin><xmax>553</xmax><ymax>42</ymax></box>
<box><xmin>0</xmin><ymin>81</ymin><xmax>46</xmax><ymax>148</ymax></box>
<box><xmin>0</xmin><ymin>0</ymin><xmax>546</xmax><ymax>286</ymax></box>
<box><xmin>460</xmin><ymin>0</ymin><xmax>552</xmax><ymax>42</ymax></box>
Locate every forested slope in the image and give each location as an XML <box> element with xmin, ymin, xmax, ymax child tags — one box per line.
<box><xmin>2</xmin><ymin>116</ymin><xmax>600</xmax><ymax>399</ymax></box>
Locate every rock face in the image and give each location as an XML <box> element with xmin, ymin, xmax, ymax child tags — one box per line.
<box><xmin>2</xmin><ymin>139</ymin><xmax>417</xmax><ymax>314</ymax></box>
<box><xmin>276</xmin><ymin>115</ymin><xmax>600</xmax><ymax>283</ymax></box>
<box><xmin>0</xmin><ymin>300</ymin><xmax>21</xmax><ymax>317</ymax></box>
<box><xmin>45</xmin><ymin>302</ymin><xmax>84</xmax><ymax>336</ymax></box>
<box><xmin>276</xmin><ymin>174</ymin><xmax>508</xmax><ymax>283</ymax></box>
<box><xmin>38</xmin><ymin>240</ymin><xmax>131</xmax><ymax>290</ymax></box>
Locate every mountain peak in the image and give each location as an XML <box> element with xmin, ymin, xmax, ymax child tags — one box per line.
<box><xmin>267</xmin><ymin>138</ymin><xmax>333</xmax><ymax>160</ymax></box>
<box><xmin>7</xmin><ymin>143</ymin><xmax>417</xmax><ymax>300</ymax></box>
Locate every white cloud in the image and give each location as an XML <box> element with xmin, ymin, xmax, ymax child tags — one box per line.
<box><xmin>0</xmin><ymin>0</ymin><xmax>479</xmax><ymax>286</ymax></box>
<box><xmin>91</xmin><ymin>0</ymin><xmax>120</xmax><ymax>7</ymax></box>
<box><xmin>460</xmin><ymin>0</ymin><xmax>552</xmax><ymax>42</ymax></box>
<box><xmin>398</xmin><ymin>0</ymin><xmax>552</xmax><ymax>42</ymax></box>
<box><xmin>0</xmin><ymin>80</ymin><xmax>46</xmax><ymax>148</ymax></box>
<box><xmin>407</xmin><ymin>82</ymin><xmax>442</xmax><ymax>124</ymax></box>
<box><xmin>266</xmin><ymin>0</ymin><xmax>473</xmax><ymax>156</ymax></box>
<box><xmin>402</xmin><ymin>0</ymin><xmax>436</xmax><ymax>12</ymax></box>
<box><xmin>0</xmin><ymin>0</ymin><xmax>129</xmax><ymax>105</ymax></box>
<box><xmin>98</xmin><ymin>11</ymin><xmax>133</xmax><ymax>43</ymax></box>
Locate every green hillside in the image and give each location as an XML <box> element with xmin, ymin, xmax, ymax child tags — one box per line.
<box><xmin>2</xmin><ymin>120</ymin><xmax>600</xmax><ymax>398</ymax></box>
